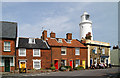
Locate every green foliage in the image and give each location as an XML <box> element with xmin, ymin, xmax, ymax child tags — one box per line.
<box><xmin>65</xmin><ymin>66</ymin><xmax>71</xmax><ymax>69</ymax></box>
<box><xmin>50</xmin><ymin>66</ymin><xmax>56</xmax><ymax>70</ymax></box>
<box><xmin>74</xmin><ymin>65</ymin><xmax>84</xmax><ymax>70</ymax></box>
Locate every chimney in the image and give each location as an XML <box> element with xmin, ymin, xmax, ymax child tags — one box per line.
<box><xmin>85</xmin><ymin>32</ymin><xmax>92</xmax><ymax>40</ymax></box>
<box><xmin>66</xmin><ymin>33</ymin><xmax>72</xmax><ymax>40</ymax></box>
<box><xmin>42</xmin><ymin>30</ymin><xmax>47</xmax><ymax>40</ymax></box>
<box><xmin>50</xmin><ymin>32</ymin><xmax>56</xmax><ymax>38</ymax></box>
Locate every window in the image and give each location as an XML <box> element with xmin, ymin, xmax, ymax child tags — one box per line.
<box><xmin>10</xmin><ymin>57</ymin><xmax>14</xmax><ymax>66</ymax></box>
<box><xmin>29</xmin><ymin>38</ymin><xmax>35</xmax><ymax>44</ymax></box>
<box><xmin>33</xmin><ymin>49</ymin><xmax>40</xmax><ymax>57</ymax></box>
<box><xmin>75</xmin><ymin>60</ymin><xmax>80</xmax><ymax>67</ymax></box>
<box><xmin>102</xmin><ymin>48</ymin><xmax>105</xmax><ymax>54</ymax></box>
<box><xmin>19</xmin><ymin>49</ymin><xmax>26</xmax><ymax>56</ymax></box>
<box><xmin>94</xmin><ymin>47</ymin><xmax>97</xmax><ymax>54</ymax></box>
<box><xmin>0</xmin><ymin>58</ymin><xmax>4</xmax><ymax>66</ymax></box>
<box><xmin>4</xmin><ymin>42</ymin><xmax>10</xmax><ymax>51</ymax></box>
<box><xmin>58</xmin><ymin>39</ymin><xmax>62</xmax><ymax>43</ymax></box>
<box><xmin>85</xmin><ymin>15</ymin><xmax>89</xmax><ymax>20</ymax></box>
<box><xmin>75</xmin><ymin>48</ymin><xmax>80</xmax><ymax>55</ymax></box>
<box><xmin>61</xmin><ymin>47</ymin><xmax>66</xmax><ymax>55</ymax></box>
<box><xmin>61</xmin><ymin>60</ymin><xmax>66</xmax><ymax>66</ymax></box>
<box><xmin>33</xmin><ymin>60</ymin><xmax>41</xmax><ymax>69</ymax></box>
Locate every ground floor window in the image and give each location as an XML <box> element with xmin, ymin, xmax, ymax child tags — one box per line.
<box><xmin>75</xmin><ymin>59</ymin><xmax>80</xmax><ymax>67</ymax></box>
<box><xmin>33</xmin><ymin>60</ymin><xmax>41</xmax><ymax>69</ymax></box>
<box><xmin>61</xmin><ymin>60</ymin><xmax>66</xmax><ymax>66</ymax></box>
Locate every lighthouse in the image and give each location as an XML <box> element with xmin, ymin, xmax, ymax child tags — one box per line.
<box><xmin>79</xmin><ymin>12</ymin><xmax>93</xmax><ymax>40</ymax></box>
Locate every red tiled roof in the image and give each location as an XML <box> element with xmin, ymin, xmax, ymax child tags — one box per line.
<box><xmin>47</xmin><ymin>37</ymin><xmax>86</xmax><ymax>48</ymax></box>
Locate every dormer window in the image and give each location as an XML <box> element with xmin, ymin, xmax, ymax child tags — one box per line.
<box><xmin>58</xmin><ymin>39</ymin><xmax>62</xmax><ymax>43</ymax></box>
<box><xmin>66</xmin><ymin>39</ymin><xmax>71</xmax><ymax>43</ymax></box>
<box><xmin>29</xmin><ymin>38</ymin><xmax>35</xmax><ymax>44</ymax></box>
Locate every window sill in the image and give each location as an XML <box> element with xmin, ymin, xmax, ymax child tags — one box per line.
<box><xmin>19</xmin><ymin>55</ymin><xmax>26</xmax><ymax>57</ymax></box>
<box><xmin>33</xmin><ymin>56</ymin><xmax>41</xmax><ymax>57</ymax></box>
<box><xmin>75</xmin><ymin>54</ymin><xmax>80</xmax><ymax>55</ymax></box>
<box><xmin>61</xmin><ymin>54</ymin><xmax>66</xmax><ymax>55</ymax></box>
<box><xmin>3</xmin><ymin>51</ymin><xmax>11</xmax><ymax>52</ymax></box>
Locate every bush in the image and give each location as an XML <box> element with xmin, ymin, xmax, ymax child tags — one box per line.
<box><xmin>65</xmin><ymin>66</ymin><xmax>71</xmax><ymax>69</ymax></box>
<box><xmin>59</xmin><ymin>66</ymin><xmax>67</xmax><ymax>71</ymax></box>
<box><xmin>50</xmin><ymin>66</ymin><xmax>56</xmax><ymax>70</ymax></box>
<box><xmin>74</xmin><ymin>65</ymin><xmax>84</xmax><ymax>70</ymax></box>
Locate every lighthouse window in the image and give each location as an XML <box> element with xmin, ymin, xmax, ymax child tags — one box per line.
<box><xmin>86</xmin><ymin>15</ymin><xmax>89</xmax><ymax>20</ymax></box>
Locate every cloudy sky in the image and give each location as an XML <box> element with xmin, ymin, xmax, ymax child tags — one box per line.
<box><xmin>2</xmin><ymin>2</ymin><xmax>118</xmax><ymax>48</ymax></box>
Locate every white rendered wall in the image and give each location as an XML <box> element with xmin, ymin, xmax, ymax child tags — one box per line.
<box><xmin>80</xmin><ymin>22</ymin><xmax>93</xmax><ymax>40</ymax></box>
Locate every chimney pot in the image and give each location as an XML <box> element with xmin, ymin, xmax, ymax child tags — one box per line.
<box><xmin>66</xmin><ymin>33</ymin><xmax>72</xmax><ymax>40</ymax></box>
<box><xmin>50</xmin><ymin>32</ymin><xmax>56</xmax><ymax>38</ymax></box>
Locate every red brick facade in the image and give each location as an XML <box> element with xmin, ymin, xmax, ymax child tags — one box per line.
<box><xmin>0</xmin><ymin>39</ymin><xmax>16</xmax><ymax>72</ymax></box>
<box><xmin>16</xmin><ymin>49</ymin><xmax>51</xmax><ymax>70</ymax></box>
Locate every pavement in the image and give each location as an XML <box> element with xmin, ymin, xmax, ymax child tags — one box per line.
<box><xmin>1</xmin><ymin>67</ymin><xmax>120</xmax><ymax>78</ymax></box>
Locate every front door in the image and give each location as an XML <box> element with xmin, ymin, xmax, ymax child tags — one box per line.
<box><xmin>70</xmin><ymin>60</ymin><xmax>73</xmax><ymax>68</ymax></box>
<box><xmin>54</xmin><ymin>60</ymin><xmax>58</xmax><ymax>69</ymax></box>
<box><xmin>82</xmin><ymin>60</ymin><xmax>86</xmax><ymax>69</ymax></box>
<box><xmin>5</xmin><ymin>59</ymin><xmax>10</xmax><ymax>72</ymax></box>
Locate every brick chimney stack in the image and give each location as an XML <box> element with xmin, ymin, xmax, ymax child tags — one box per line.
<box><xmin>42</xmin><ymin>30</ymin><xmax>47</xmax><ymax>40</ymax></box>
<box><xmin>50</xmin><ymin>32</ymin><xmax>56</xmax><ymax>38</ymax></box>
<box><xmin>66</xmin><ymin>33</ymin><xmax>72</xmax><ymax>40</ymax></box>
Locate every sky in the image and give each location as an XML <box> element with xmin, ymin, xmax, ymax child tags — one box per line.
<box><xmin>2</xmin><ymin>2</ymin><xmax>118</xmax><ymax>48</ymax></box>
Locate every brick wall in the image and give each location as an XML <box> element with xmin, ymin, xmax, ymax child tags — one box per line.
<box><xmin>16</xmin><ymin>49</ymin><xmax>51</xmax><ymax>70</ymax></box>
<box><xmin>0</xmin><ymin>39</ymin><xmax>15</xmax><ymax>56</ymax></box>
<box><xmin>51</xmin><ymin>47</ymin><xmax>88</xmax><ymax>68</ymax></box>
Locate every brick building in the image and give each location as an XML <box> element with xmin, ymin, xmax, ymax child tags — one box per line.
<box><xmin>42</xmin><ymin>30</ymin><xmax>88</xmax><ymax>69</ymax></box>
<box><xmin>16</xmin><ymin>37</ymin><xmax>51</xmax><ymax>71</ymax></box>
<box><xmin>0</xmin><ymin>21</ymin><xmax>17</xmax><ymax>72</ymax></box>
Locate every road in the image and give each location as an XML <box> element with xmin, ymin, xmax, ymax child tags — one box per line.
<box><xmin>1</xmin><ymin>67</ymin><xmax>120</xmax><ymax>78</ymax></box>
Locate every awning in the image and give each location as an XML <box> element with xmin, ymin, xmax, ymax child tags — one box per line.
<box><xmin>100</xmin><ymin>55</ymin><xmax>109</xmax><ymax>58</ymax></box>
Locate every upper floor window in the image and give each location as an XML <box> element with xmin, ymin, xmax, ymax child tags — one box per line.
<box><xmin>102</xmin><ymin>48</ymin><xmax>105</xmax><ymax>54</ymax></box>
<box><xmin>33</xmin><ymin>49</ymin><xmax>40</xmax><ymax>57</ymax></box>
<box><xmin>61</xmin><ymin>47</ymin><xmax>66</xmax><ymax>55</ymax></box>
<box><xmin>4</xmin><ymin>42</ymin><xmax>10</xmax><ymax>51</ymax></box>
<box><xmin>58</xmin><ymin>39</ymin><xmax>62</xmax><ymax>43</ymax></box>
<box><xmin>19</xmin><ymin>48</ymin><xmax>26</xmax><ymax>56</ymax></box>
<box><xmin>75</xmin><ymin>48</ymin><xmax>80</xmax><ymax>55</ymax></box>
<box><xmin>29</xmin><ymin>38</ymin><xmax>35</xmax><ymax>44</ymax></box>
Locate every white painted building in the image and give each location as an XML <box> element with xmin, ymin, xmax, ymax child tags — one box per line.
<box><xmin>79</xmin><ymin>12</ymin><xmax>93</xmax><ymax>40</ymax></box>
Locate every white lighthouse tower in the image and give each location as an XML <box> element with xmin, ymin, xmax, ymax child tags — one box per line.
<box><xmin>79</xmin><ymin>12</ymin><xmax>93</xmax><ymax>40</ymax></box>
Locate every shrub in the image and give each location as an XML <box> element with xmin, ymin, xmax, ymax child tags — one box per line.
<box><xmin>50</xmin><ymin>66</ymin><xmax>56</xmax><ymax>70</ymax></box>
<box><xmin>74</xmin><ymin>65</ymin><xmax>84</xmax><ymax>70</ymax></box>
<box><xmin>65</xmin><ymin>66</ymin><xmax>71</xmax><ymax>69</ymax></box>
<box><xmin>59</xmin><ymin>66</ymin><xmax>67</xmax><ymax>71</ymax></box>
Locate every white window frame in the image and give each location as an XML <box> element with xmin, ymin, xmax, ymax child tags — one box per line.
<box><xmin>4</xmin><ymin>42</ymin><xmax>11</xmax><ymax>51</ymax></box>
<box><xmin>33</xmin><ymin>60</ymin><xmax>41</xmax><ymax>70</ymax></box>
<box><xmin>102</xmin><ymin>48</ymin><xmax>105</xmax><ymax>54</ymax></box>
<box><xmin>19</xmin><ymin>48</ymin><xmax>26</xmax><ymax>56</ymax></box>
<box><xmin>58</xmin><ymin>39</ymin><xmax>62</xmax><ymax>43</ymax></box>
<box><xmin>61</xmin><ymin>47</ymin><xmax>67</xmax><ymax>55</ymax></box>
<box><xmin>75</xmin><ymin>59</ymin><xmax>80</xmax><ymax>67</ymax></box>
<box><xmin>29</xmin><ymin>38</ymin><xmax>35</xmax><ymax>44</ymax></box>
<box><xmin>75</xmin><ymin>48</ymin><xmax>80</xmax><ymax>55</ymax></box>
<box><xmin>33</xmin><ymin>49</ymin><xmax>40</xmax><ymax>57</ymax></box>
